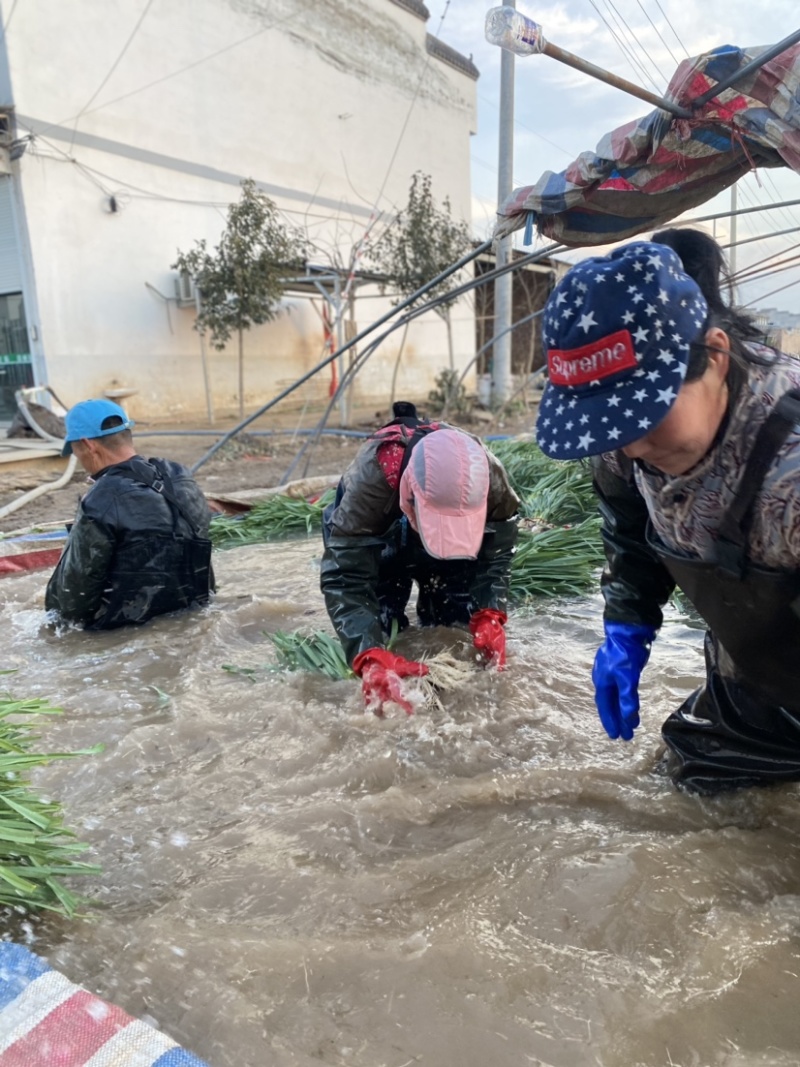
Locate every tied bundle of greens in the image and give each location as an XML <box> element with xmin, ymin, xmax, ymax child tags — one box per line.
<box><xmin>223</xmin><ymin>627</ymin><xmax>478</xmax><ymax>712</ymax></box>
<box><xmin>0</xmin><ymin>680</ymin><xmax>100</xmax><ymax>917</ymax></box>
<box><xmin>489</xmin><ymin>440</ymin><xmax>604</xmax><ymax>598</ymax></box>
<box><xmin>210</xmin><ymin>489</ymin><xmax>335</xmax><ymax>548</ymax></box>
<box><xmin>223</xmin><ymin>629</ymin><xmax>354</xmax><ymax>682</ymax></box>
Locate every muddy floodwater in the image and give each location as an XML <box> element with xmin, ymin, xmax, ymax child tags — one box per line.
<box><xmin>3</xmin><ymin>537</ymin><xmax>800</xmax><ymax>1067</ymax></box>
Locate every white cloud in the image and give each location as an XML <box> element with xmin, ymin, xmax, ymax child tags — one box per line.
<box><xmin>442</xmin><ymin>0</ymin><xmax>800</xmax><ymax>311</ymax></box>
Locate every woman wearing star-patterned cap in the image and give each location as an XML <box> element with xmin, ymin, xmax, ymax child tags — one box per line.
<box><xmin>540</xmin><ymin>229</ymin><xmax>800</xmax><ymax>794</ymax></box>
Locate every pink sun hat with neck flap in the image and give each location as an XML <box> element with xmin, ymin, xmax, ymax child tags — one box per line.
<box><xmin>399</xmin><ymin>428</ymin><xmax>490</xmax><ymax>559</ymax></box>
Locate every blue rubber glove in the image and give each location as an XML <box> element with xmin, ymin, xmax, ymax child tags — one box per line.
<box><xmin>591</xmin><ymin>621</ymin><xmax>656</xmax><ymax>741</ymax></box>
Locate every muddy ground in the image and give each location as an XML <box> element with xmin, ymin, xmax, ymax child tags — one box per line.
<box><xmin>0</xmin><ymin>403</ymin><xmax>537</xmax><ymax>534</ymax></box>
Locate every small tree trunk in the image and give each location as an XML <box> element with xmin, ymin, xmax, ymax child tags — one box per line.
<box><xmin>390</xmin><ymin>321</ymin><xmax>410</xmax><ymax>408</ymax></box>
<box><xmin>237</xmin><ymin>327</ymin><xmax>244</xmax><ymax>419</ymax></box>
<box><xmin>444</xmin><ymin>307</ymin><xmax>454</xmax><ymax>371</ymax></box>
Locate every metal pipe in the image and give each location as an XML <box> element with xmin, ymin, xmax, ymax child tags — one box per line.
<box><xmin>541</xmin><ymin>40</ymin><xmax>691</xmax><ymax>118</ymax></box>
<box><xmin>493</xmin><ymin>2</ymin><xmax>516</xmax><ymax>406</ymax></box>
<box><xmin>189</xmin><ymin>238</ymin><xmax>494</xmax><ymax>473</ymax></box>
<box><xmin>690</xmin><ymin>29</ymin><xmax>800</xmax><ymax>108</ymax></box>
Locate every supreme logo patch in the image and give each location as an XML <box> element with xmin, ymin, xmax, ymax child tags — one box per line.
<box><xmin>547</xmin><ymin>329</ymin><xmax>637</xmax><ymax>387</ymax></box>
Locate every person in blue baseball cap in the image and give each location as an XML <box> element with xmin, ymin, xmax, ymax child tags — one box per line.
<box><xmin>60</xmin><ymin>397</ymin><xmax>135</xmax><ymax>456</ymax></box>
<box><xmin>538</xmin><ymin>229</ymin><xmax>800</xmax><ymax>794</ymax></box>
<box><xmin>45</xmin><ymin>398</ymin><xmax>215</xmax><ymax>629</ymax></box>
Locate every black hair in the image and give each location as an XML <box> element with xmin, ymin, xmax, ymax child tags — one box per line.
<box><xmin>651</xmin><ymin>227</ymin><xmax>770</xmax><ymax>385</ymax></box>
<box><xmin>98</xmin><ymin>413</ymin><xmax>133</xmax><ymax>449</ymax></box>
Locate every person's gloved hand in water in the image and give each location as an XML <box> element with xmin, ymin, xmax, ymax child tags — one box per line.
<box><xmin>469</xmin><ymin>608</ymin><xmax>507</xmax><ymax>669</ymax></box>
<box><xmin>352</xmin><ymin>648</ymin><xmax>429</xmax><ymax>716</ymax></box>
<box><xmin>592</xmin><ymin>620</ymin><xmax>656</xmax><ymax>740</ymax></box>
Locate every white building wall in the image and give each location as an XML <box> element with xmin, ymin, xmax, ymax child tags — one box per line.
<box><xmin>0</xmin><ymin>0</ymin><xmax>477</xmax><ymax>421</ymax></box>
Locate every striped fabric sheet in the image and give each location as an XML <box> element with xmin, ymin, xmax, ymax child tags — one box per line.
<box><xmin>494</xmin><ymin>40</ymin><xmax>800</xmax><ymax>247</ymax></box>
<box><xmin>0</xmin><ymin>943</ymin><xmax>209</xmax><ymax>1067</ymax></box>
<box><xmin>0</xmin><ymin>529</ymin><xmax>67</xmax><ymax>577</ymax></box>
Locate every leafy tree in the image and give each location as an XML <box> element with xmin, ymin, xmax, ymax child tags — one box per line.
<box><xmin>173</xmin><ymin>179</ymin><xmax>307</xmax><ymax>417</ymax></box>
<box><xmin>370</xmin><ymin>172</ymin><xmax>471</xmax><ymax>375</ymax></box>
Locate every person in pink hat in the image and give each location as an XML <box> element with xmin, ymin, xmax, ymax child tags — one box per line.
<box><xmin>321</xmin><ymin>402</ymin><xmax>520</xmax><ymax>715</ymax></box>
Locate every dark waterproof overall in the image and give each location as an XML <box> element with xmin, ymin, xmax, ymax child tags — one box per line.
<box><xmin>648</xmin><ymin>389</ymin><xmax>800</xmax><ymax>793</ymax></box>
<box><xmin>323</xmin><ymin>416</ymin><xmax>471</xmax><ymax>626</ymax></box>
<box><xmin>321</xmin><ymin>415</ymin><xmax>517</xmax><ymax>664</ymax></box>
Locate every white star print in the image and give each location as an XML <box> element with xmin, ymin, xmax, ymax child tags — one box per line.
<box><xmin>657</xmin><ymin>349</ymin><xmax>675</xmax><ymax>364</ymax></box>
<box><xmin>657</xmin><ymin>386</ymin><xmax>677</xmax><ymax>404</ymax></box>
<box><xmin>578</xmin><ymin>431</ymin><xmax>595</xmax><ymax>449</ymax></box>
<box><xmin>578</xmin><ymin>311</ymin><xmax>597</xmax><ymax>333</ymax></box>
<box><xmin>555</xmin><ymin>291</ymin><xmax>567</xmax><ymax>306</ymax></box>
<box><xmin>607</xmin><ymin>427</ymin><xmax>621</xmax><ymax>440</ymax></box>
<box><xmin>646</xmin><ymin>370</ymin><xmax>660</xmax><ymax>382</ymax></box>
<box><xmin>607</xmin><ymin>395</ymin><xmax>621</xmax><ymax>407</ymax></box>
<box><xmin>658</xmin><ymin>288</ymin><xmax>669</xmax><ymax>304</ymax></box>
<box><xmin>638</xmin><ymin>417</ymin><xmax>651</xmax><ymax>429</ymax></box>
<box><xmin>579</xmin><ymin>414</ymin><xmax>589</xmax><ymax>424</ymax></box>
<box><xmin>622</xmin><ymin>310</ymin><xmax>635</xmax><ymax>324</ymax></box>
<box><xmin>633</xmin><ymin>326</ymin><xmax>649</xmax><ymax>344</ymax></box>
<box><xmin>633</xmin><ymin>389</ymin><xmax>647</xmax><ymax>401</ymax></box>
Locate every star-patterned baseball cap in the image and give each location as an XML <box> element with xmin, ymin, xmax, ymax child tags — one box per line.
<box><xmin>535</xmin><ymin>241</ymin><xmax>708</xmax><ymax>460</ymax></box>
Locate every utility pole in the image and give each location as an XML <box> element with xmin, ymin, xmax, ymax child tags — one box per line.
<box><xmin>729</xmin><ymin>183</ymin><xmax>738</xmax><ymax>302</ymax></box>
<box><xmin>492</xmin><ymin>0</ymin><xmax>515</xmax><ymax>406</ymax></box>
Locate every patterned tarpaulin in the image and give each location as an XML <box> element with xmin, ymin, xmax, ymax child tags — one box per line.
<box><xmin>493</xmin><ymin>41</ymin><xmax>800</xmax><ymax>247</ymax></box>
<box><xmin>0</xmin><ymin>943</ymin><xmax>209</xmax><ymax>1067</ymax></box>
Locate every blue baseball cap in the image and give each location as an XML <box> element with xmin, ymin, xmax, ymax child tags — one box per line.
<box><xmin>62</xmin><ymin>398</ymin><xmax>135</xmax><ymax>456</ymax></box>
<box><xmin>536</xmin><ymin>241</ymin><xmax>708</xmax><ymax>460</ymax></box>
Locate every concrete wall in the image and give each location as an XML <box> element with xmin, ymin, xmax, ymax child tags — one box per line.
<box><xmin>1</xmin><ymin>0</ymin><xmax>477</xmax><ymax>421</ymax></box>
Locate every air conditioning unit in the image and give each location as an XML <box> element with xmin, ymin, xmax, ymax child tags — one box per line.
<box><xmin>174</xmin><ymin>271</ymin><xmax>197</xmax><ymax>306</ymax></box>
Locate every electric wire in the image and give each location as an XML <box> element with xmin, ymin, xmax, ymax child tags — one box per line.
<box><xmin>652</xmin><ymin>0</ymin><xmax>691</xmax><ymax>59</ymax></box>
<box><xmin>636</xmin><ymin>0</ymin><xmax>680</xmax><ymax>68</ymax></box>
<box><xmin>2</xmin><ymin>0</ymin><xmax>18</xmax><ymax>32</ymax></box>
<box><xmin>601</xmin><ymin>0</ymin><xmax>669</xmax><ymax>87</ymax></box>
<box><xmin>589</xmin><ymin>0</ymin><xmax>662</xmax><ymax>93</ymax></box>
<box><xmin>68</xmin><ymin>0</ymin><xmax>156</xmax><ymax>151</ymax></box>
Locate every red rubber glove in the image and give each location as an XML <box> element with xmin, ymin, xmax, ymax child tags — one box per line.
<box><xmin>469</xmin><ymin>609</ymin><xmax>507</xmax><ymax>669</ymax></box>
<box><xmin>352</xmin><ymin>648</ymin><xmax>429</xmax><ymax>716</ymax></box>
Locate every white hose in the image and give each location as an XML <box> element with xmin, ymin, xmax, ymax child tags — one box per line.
<box><xmin>0</xmin><ymin>454</ymin><xmax>78</xmax><ymax>521</ymax></box>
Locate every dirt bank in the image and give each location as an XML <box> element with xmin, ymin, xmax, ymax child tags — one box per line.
<box><xmin>0</xmin><ymin>403</ymin><xmax>537</xmax><ymax>534</ymax></box>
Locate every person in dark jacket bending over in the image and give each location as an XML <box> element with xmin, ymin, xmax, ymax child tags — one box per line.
<box><xmin>535</xmin><ymin>230</ymin><xmax>800</xmax><ymax>795</ymax></box>
<box><xmin>321</xmin><ymin>402</ymin><xmax>520</xmax><ymax>715</ymax></box>
<box><xmin>46</xmin><ymin>398</ymin><xmax>214</xmax><ymax>630</ymax></box>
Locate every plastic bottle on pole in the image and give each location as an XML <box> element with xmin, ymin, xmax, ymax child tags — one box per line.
<box><xmin>484</xmin><ymin>6</ymin><xmax>545</xmax><ymax>57</ymax></box>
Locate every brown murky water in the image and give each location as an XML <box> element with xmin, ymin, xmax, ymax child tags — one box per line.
<box><xmin>3</xmin><ymin>538</ymin><xmax>800</xmax><ymax>1067</ymax></box>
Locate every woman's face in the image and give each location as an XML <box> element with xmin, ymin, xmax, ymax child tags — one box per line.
<box><xmin>621</xmin><ymin>328</ymin><xmax>731</xmax><ymax>476</ymax></box>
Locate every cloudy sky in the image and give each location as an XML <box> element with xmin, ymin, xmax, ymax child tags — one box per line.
<box><xmin>439</xmin><ymin>0</ymin><xmax>800</xmax><ymax>314</ymax></box>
